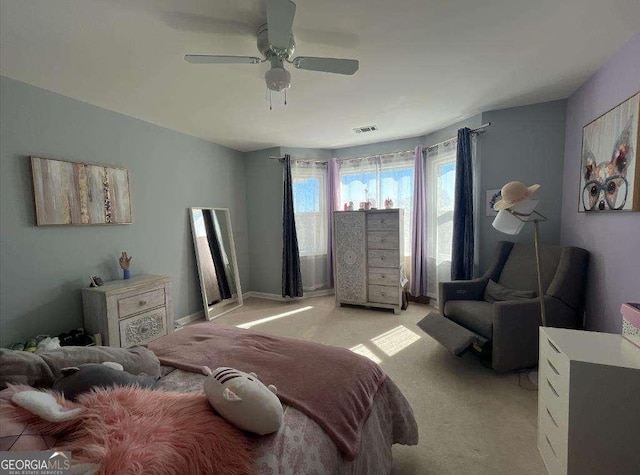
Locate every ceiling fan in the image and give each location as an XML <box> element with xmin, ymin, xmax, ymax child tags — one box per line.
<box><xmin>184</xmin><ymin>0</ymin><xmax>359</xmax><ymax>104</ymax></box>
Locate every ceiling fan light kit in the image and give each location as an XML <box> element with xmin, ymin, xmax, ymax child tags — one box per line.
<box><xmin>185</xmin><ymin>0</ymin><xmax>359</xmax><ymax>108</ymax></box>
<box><xmin>265</xmin><ymin>66</ymin><xmax>291</xmax><ymax>92</ymax></box>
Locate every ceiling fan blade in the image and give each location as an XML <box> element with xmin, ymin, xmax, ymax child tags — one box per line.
<box><xmin>184</xmin><ymin>55</ymin><xmax>262</xmax><ymax>64</ymax></box>
<box><xmin>292</xmin><ymin>57</ymin><xmax>359</xmax><ymax>75</ymax></box>
<box><xmin>266</xmin><ymin>0</ymin><xmax>296</xmax><ymax>50</ymax></box>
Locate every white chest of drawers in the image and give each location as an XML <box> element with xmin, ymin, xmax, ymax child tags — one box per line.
<box><xmin>82</xmin><ymin>275</ymin><xmax>174</xmax><ymax>347</ymax></box>
<box><xmin>538</xmin><ymin>327</ymin><xmax>640</xmax><ymax>475</ymax></box>
<box><xmin>333</xmin><ymin>209</ymin><xmax>404</xmax><ymax>314</ymax></box>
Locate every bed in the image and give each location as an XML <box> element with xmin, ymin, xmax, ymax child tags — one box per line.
<box><xmin>157</xmin><ymin>366</ymin><xmax>417</xmax><ymax>474</ymax></box>
<box><xmin>1</xmin><ymin>323</ymin><xmax>418</xmax><ymax>474</ymax></box>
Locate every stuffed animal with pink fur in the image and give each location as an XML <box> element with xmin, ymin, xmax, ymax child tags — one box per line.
<box><xmin>202</xmin><ymin>366</ymin><xmax>283</xmax><ymax>435</ymax></box>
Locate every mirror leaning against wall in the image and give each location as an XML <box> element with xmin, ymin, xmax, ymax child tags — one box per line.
<box><xmin>189</xmin><ymin>207</ymin><xmax>243</xmax><ymax>320</ymax></box>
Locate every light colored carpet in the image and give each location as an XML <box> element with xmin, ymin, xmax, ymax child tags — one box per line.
<box><xmin>213</xmin><ymin>295</ymin><xmax>545</xmax><ymax>475</ymax></box>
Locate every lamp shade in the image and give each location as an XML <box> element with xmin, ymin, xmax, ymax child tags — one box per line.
<box><xmin>492</xmin><ymin>199</ymin><xmax>540</xmax><ymax>235</ymax></box>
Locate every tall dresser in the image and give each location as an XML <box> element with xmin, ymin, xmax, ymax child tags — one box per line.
<box><xmin>333</xmin><ymin>209</ymin><xmax>404</xmax><ymax>314</ymax></box>
<box><xmin>537</xmin><ymin>327</ymin><xmax>640</xmax><ymax>475</ymax></box>
<box><xmin>82</xmin><ymin>274</ymin><xmax>174</xmax><ymax>347</ymax></box>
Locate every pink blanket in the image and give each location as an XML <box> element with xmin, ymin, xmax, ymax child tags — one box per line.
<box><xmin>149</xmin><ymin>323</ymin><xmax>387</xmax><ymax>460</ymax></box>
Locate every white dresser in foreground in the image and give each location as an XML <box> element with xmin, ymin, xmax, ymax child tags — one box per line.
<box><xmin>82</xmin><ymin>275</ymin><xmax>174</xmax><ymax>347</ymax></box>
<box><xmin>538</xmin><ymin>327</ymin><xmax>640</xmax><ymax>475</ymax></box>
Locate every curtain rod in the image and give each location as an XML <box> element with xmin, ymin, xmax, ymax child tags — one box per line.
<box><xmin>424</xmin><ymin>122</ymin><xmax>491</xmax><ymax>152</ymax></box>
<box><xmin>268</xmin><ymin>156</ymin><xmax>329</xmax><ymax>165</ymax></box>
<box><xmin>268</xmin><ymin>122</ymin><xmax>491</xmax><ymax>163</ymax></box>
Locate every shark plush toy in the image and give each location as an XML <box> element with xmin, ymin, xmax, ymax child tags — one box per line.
<box><xmin>202</xmin><ymin>366</ymin><xmax>283</xmax><ymax>435</ymax></box>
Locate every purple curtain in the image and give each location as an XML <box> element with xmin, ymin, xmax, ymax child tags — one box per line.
<box><xmin>451</xmin><ymin>128</ymin><xmax>474</xmax><ymax>280</ymax></box>
<box><xmin>282</xmin><ymin>155</ymin><xmax>303</xmax><ymax>297</ymax></box>
<box><xmin>326</xmin><ymin>158</ymin><xmax>340</xmax><ymax>288</ymax></box>
<box><xmin>410</xmin><ymin>146</ymin><xmax>428</xmax><ymax>296</ymax></box>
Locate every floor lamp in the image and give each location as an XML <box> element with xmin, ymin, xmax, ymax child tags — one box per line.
<box><xmin>492</xmin><ymin>182</ymin><xmax>547</xmax><ymax>385</ymax></box>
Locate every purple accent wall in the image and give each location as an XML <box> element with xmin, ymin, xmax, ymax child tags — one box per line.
<box><xmin>560</xmin><ymin>34</ymin><xmax>640</xmax><ymax>333</ymax></box>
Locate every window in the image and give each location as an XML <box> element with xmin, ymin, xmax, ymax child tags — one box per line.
<box><xmin>426</xmin><ymin>142</ymin><xmax>457</xmax><ymax>297</ymax></box>
<box><xmin>339</xmin><ymin>152</ymin><xmax>414</xmax><ymax>256</ymax></box>
<box><xmin>291</xmin><ymin>161</ymin><xmax>330</xmax><ymax>291</ymax></box>
<box><xmin>292</xmin><ymin>166</ymin><xmax>327</xmax><ymax>257</ymax></box>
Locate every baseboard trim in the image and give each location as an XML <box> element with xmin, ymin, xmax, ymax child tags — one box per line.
<box><xmin>244</xmin><ymin>289</ymin><xmax>335</xmax><ymax>301</ymax></box>
<box><xmin>175</xmin><ymin>310</ymin><xmax>205</xmax><ymax>326</ymax></box>
<box><xmin>177</xmin><ymin>290</ymin><xmax>335</xmax><ymax>323</ymax></box>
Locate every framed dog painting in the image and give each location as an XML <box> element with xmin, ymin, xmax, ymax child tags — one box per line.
<box><xmin>580</xmin><ymin>92</ymin><xmax>640</xmax><ymax>212</ymax></box>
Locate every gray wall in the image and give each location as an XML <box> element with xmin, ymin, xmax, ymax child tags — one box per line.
<box><xmin>332</xmin><ymin>109</ymin><xmax>567</xmax><ymax>274</ymax></box>
<box><xmin>0</xmin><ymin>75</ymin><xmax>571</xmax><ymax>342</ymax></box>
<box><xmin>244</xmin><ymin>107</ymin><xmax>568</xmax><ymax>293</ymax></box>
<box><xmin>244</xmin><ymin>147</ymin><xmax>332</xmax><ymax>294</ymax></box>
<box><xmin>478</xmin><ymin>101</ymin><xmax>567</xmax><ymax>271</ymax></box>
<box><xmin>244</xmin><ymin>117</ymin><xmax>486</xmax><ymax>293</ymax></box>
<box><xmin>560</xmin><ymin>34</ymin><xmax>640</xmax><ymax>333</ymax></box>
<box><xmin>332</xmin><ymin>136</ymin><xmax>425</xmax><ymax>159</ymax></box>
<box><xmin>244</xmin><ymin>147</ymin><xmax>284</xmax><ymax>295</ymax></box>
<box><xmin>0</xmin><ymin>76</ymin><xmax>249</xmax><ymax>346</ymax></box>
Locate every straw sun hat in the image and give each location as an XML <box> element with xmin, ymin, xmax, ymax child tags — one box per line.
<box><xmin>493</xmin><ymin>181</ymin><xmax>540</xmax><ymax>211</ymax></box>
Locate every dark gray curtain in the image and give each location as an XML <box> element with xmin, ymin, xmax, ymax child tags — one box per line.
<box><xmin>203</xmin><ymin>210</ymin><xmax>232</xmax><ymax>300</ymax></box>
<box><xmin>451</xmin><ymin>128</ymin><xmax>474</xmax><ymax>280</ymax></box>
<box><xmin>282</xmin><ymin>155</ymin><xmax>304</xmax><ymax>298</ymax></box>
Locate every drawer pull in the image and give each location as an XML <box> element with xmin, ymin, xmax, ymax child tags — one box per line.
<box><xmin>547</xmin><ymin>338</ymin><xmax>561</xmax><ymax>354</ymax></box>
<box><xmin>380</xmin><ymin>238</ymin><xmax>385</xmax><ymax>242</ymax></box>
<box><xmin>547</xmin><ymin>358</ymin><xmax>560</xmax><ymax>376</ymax></box>
<box><xmin>547</xmin><ymin>379</ymin><xmax>560</xmax><ymax>398</ymax></box>
<box><xmin>381</xmin><ymin>292</ymin><xmax>386</xmax><ymax>296</ymax></box>
<box><xmin>381</xmin><ymin>275</ymin><xmax>386</xmax><ymax>279</ymax></box>
<box><xmin>545</xmin><ymin>435</ymin><xmax>559</xmax><ymax>459</ymax></box>
<box><xmin>139</xmin><ymin>300</ymin><xmax>149</xmax><ymax>306</ymax></box>
<box><xmin>546</xmin><ymin>407</ymin><xmax>559</xmax><ymax>428</ymax></box>
<box><xmin>380</xmin><ymin>219</ymin><xmax>385</xmax><ymax>223</ymax></box>
<box><xmin>381</xmin><ymin>255</ymin><xmax>386</xmax><ymax>260</ymax></box>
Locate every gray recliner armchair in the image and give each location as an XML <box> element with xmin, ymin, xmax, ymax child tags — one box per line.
<box><xmin>425</xmin><ymin>241</ymin><xmax>589</xmax><ymax>372</ymax></box>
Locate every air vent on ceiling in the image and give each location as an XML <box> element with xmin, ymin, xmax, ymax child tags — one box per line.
<box><xmin>353</xmin><ymin>125</ymin><xmax>379</xmax><ymax>134</ymax></box>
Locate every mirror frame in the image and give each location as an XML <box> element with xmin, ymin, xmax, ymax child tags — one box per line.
<box><xmin>189</xmin><ymin>207</ymin><xmax>243</xmax><ymax>320</ymax></box>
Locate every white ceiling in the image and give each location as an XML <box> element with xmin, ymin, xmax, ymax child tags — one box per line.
<box><xmin>1</xmin><ymin>0</ymin><xmax>639</xmax><ymax>152</ymax></box>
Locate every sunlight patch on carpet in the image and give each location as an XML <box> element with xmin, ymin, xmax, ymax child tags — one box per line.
<box><xmin>236</xmin><ymin>306</ymin><xmax>313</xmax><ymax>329</ymax></box>
<box><xmin>371</xmin><ymin>325</ymin><xmax>421</xmax><ymax>357</ymax></box>
<box><xmin>349</xmin><ymin>344</ymin><xmax>382</xmax><ymax>364</ymax></box>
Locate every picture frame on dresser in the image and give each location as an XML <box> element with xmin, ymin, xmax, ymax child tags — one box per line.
<box><xmin>82</xmin><ymin>275</ymin><xmax>174</xmax><ymax>347</ymax></box>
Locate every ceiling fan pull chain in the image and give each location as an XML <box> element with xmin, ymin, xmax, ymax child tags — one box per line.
<box><xmin>284</xmin><ymin>89</ymin><xmax>287</xmax><ymax>106</ymax></box>
<box><xmin>269</xmin><ymin>90</ymin><xmax>273</xmax><ymax>111</ymax></box>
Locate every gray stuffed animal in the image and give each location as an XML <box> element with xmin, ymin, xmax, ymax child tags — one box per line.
<box><xmin>52</xmin><ymin>362</ymin><xmax>158</xmax><ymax>400</ymax></box>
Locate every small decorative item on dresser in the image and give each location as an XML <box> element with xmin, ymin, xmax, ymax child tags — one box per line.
<box><xmin>384</xmin><ymin>198</ymin><xmax>394</xmax><ymax>209</ymax></box>
<box><xmin>119</xmin><ymin>252</ymin><xmax>132</xmax><ymax>280</ymax></box>
<box><xmin>89</xmin><ymin>275</ymin><xmax>103</xmax><ymax>287</ymax></box>
<box><xmin>82</xmin><ymin>275</ymin><xmax>174</xmax><ymax>347</ymax></box>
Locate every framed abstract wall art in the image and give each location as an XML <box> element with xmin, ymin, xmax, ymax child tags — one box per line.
<box><xmin>580</xmin><ymin>92</ymin><xmax>640</xmax><ymax>212</ymax></box>
<box><xmin>31</xmin><ymin>156</ymin><xmax>132</xmax><ymax>226</ymax></box>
